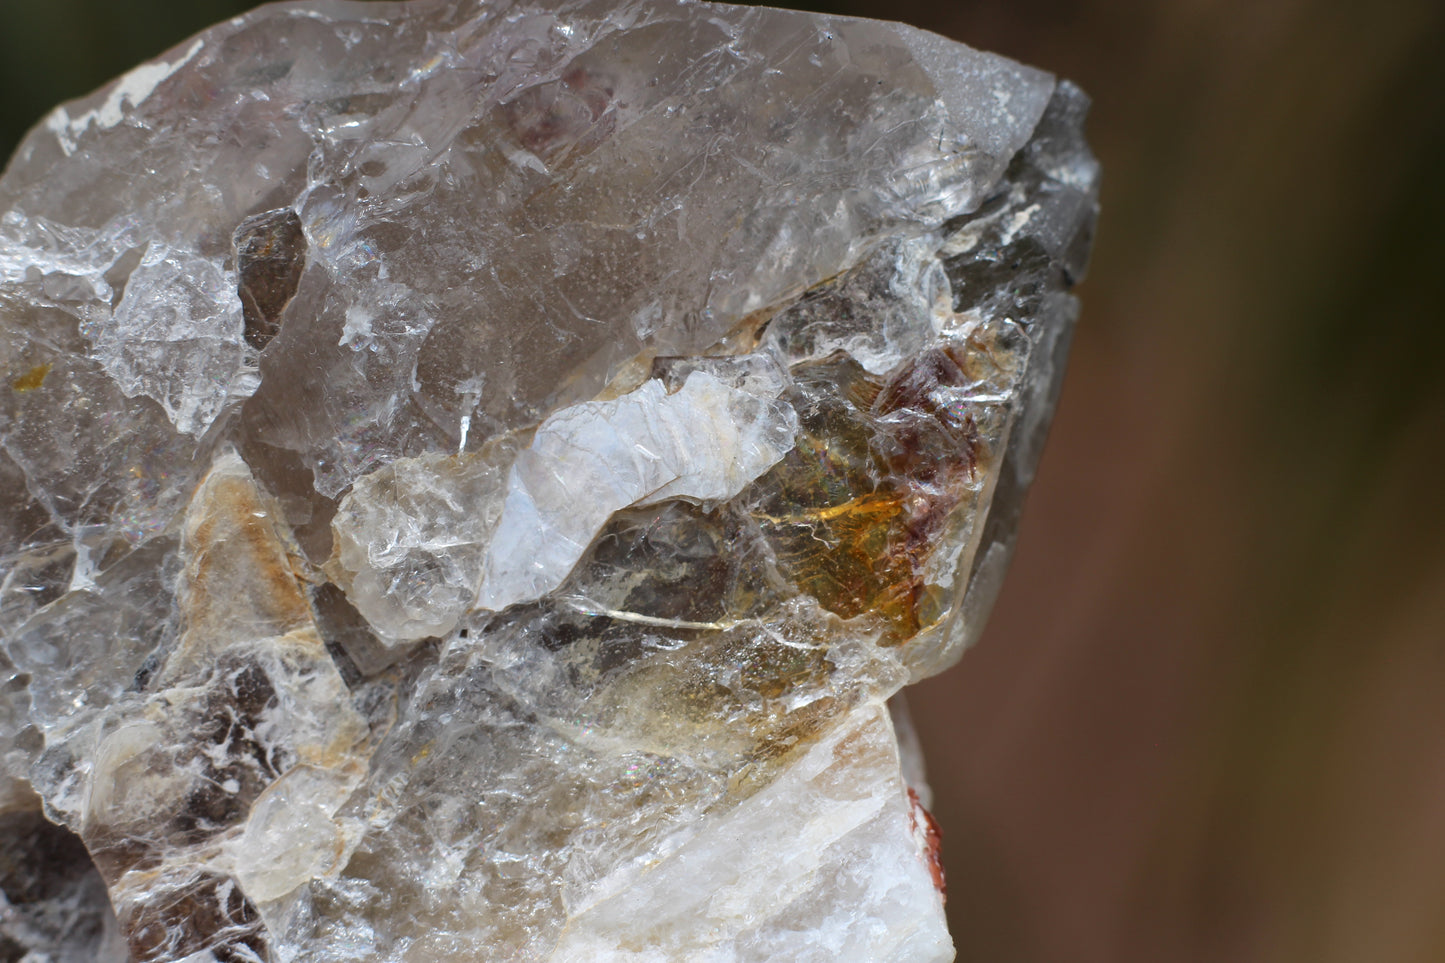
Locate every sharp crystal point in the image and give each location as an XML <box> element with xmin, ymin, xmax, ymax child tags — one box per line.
<box><xmin>0</xmin><ymin>0</ymin><xmax>1099</xmax><ymax>959</ymax></box>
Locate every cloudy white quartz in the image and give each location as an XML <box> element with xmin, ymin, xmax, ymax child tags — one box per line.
<box><xmin>475</xmin><ymin>371</ymin><xmax>798</xmax><ymax>612</ymax></box>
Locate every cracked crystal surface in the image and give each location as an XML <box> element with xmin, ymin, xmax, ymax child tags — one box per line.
<box><xmin>0</xmin><ymin>0</ymin><xmax>1098</xmax><ymax>959</ymax></box>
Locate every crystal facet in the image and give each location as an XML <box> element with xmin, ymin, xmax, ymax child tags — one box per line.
<box><xmin>0</xmin><ymin>1</ymin><xmax>1098</xmax><ymax>959</ymax></box>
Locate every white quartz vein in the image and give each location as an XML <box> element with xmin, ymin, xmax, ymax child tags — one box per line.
<box><xmin>46</xmin><ymin>39</ymin><xmax>205</xmax><ymax>153</ymax></box>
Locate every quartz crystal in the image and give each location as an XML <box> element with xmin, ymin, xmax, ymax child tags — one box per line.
<box><xmin>0</xmin><ymin>0</ymin><xmax>1097</xmax><ymax>959</ymax></box>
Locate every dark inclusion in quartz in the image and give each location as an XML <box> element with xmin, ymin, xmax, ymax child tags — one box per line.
<box><xmin>0</xmin><ymin>1</ymin><xmax>1098</xmax><ymax>960</ymax></box>
<box><xmin>235</xmin><ymin>208</ymin><xmax>307</xmax><ymax>351</ymax></box>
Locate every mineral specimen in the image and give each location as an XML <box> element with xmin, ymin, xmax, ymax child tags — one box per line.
<box><xmin>0</xmin><ymin>0</ymin><xmax>1098</xmax><ymax>959</ymax></box>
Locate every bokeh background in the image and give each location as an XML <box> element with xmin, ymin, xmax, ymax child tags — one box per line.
<box><xmin>3</xmin><ymin>0</ymin><xmax>1443</xmax><ymax>960</ymax></box>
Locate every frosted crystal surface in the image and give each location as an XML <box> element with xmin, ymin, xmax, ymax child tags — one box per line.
<box><xmin>0</xmin><ymin>0</ymin><xmax>1098</xmax><ymax>960</ymax></box>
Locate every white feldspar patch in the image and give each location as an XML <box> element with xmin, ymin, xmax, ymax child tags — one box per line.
<box><xmin>474</xmin><ymin>370</ymin><xmax>798</xmax><ymax>612</ymax></box>
<box><xmin>548</xmin><ymin>703</ymin><xmax>953</xmax><ymax>962</ymax></box>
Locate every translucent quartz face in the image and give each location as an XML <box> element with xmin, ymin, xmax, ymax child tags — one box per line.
<box><xmin>0</xmin><ymin>1</ymin><xmax>1097</xmax><ymax>960</ymax></box>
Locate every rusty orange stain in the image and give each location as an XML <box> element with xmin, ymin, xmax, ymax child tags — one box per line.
<box><xmin>11</xmin><ymin>363</ymin><xmax>51</xmax><ymax>392</ymax></box>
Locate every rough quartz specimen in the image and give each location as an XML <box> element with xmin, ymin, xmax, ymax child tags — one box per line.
<box><xmin>0</xmin><ymin>0</ymin><xmax>1098</xmax><ymax>959</ymax></box>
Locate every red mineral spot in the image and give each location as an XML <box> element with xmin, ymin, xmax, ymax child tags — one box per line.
<box><xmin>908</xmin><ymin>787</ymin><xmax>947</xmax><ymax>902</ymax></box>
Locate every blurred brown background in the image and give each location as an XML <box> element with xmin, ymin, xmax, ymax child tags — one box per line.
<box><xmin>3</xmin><ymin>0</ymin><xmax>1443</xmax><ymax>960</ymax></box>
